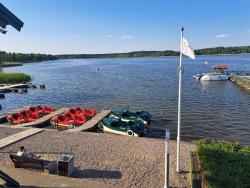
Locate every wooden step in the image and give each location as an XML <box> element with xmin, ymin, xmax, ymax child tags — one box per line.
<box><xmin>0</xmin><ymin>128</ymin><xmax>43</xmax><ymax>149</ymax></box>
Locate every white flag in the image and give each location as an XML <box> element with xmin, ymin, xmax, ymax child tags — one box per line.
<box><xmin>182</xmin><ymin>38</ymin><xmax>195</xmax><ymax>60</ymax></box>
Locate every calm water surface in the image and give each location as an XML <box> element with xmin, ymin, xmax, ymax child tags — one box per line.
<box><xmin>2</xmin><ymin>55</ymin><xmax>250</xmax><ymax>144</ymax></box>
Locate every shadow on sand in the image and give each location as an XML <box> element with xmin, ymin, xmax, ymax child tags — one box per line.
<box><xmin>72</xmin><ymin>168</ymin><xmax>122</xmax><ymax>179</ymax></box>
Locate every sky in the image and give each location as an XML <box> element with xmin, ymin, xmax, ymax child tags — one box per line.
<box><xmin>0</xmin><ymin>0</ymin><xmax>250</xmax><ymax>55</ymax></box>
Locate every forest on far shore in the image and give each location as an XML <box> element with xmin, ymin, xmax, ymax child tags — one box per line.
<box><xmin>56</xmin><ymin>46</ymin><xmax>250</xmax><ymax>59</ymax></box>
<box><xmin>1</xmin><ymin>46</ymin><xmax>250</xmax><ymax>63</ymax></box>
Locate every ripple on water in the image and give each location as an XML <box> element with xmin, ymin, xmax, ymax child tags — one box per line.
<box><xmin>2</xmin><ymin>56</ymin><xmax>250</xmax><ymax>145</ymax></box>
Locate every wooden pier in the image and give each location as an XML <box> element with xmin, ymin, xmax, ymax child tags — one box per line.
<box><xmin>67</xmin><ymin>109</ymin><xmax>111</xmax><ymax>132</ymax></box>
<box><xmin>0</xmin><ymin>128</ymin><xmax>43</xmax><ymax>149</ymax></box>
<box><xmin>0</xmin><ymin>84</ymin><xmax>29</xmax><ymax>91</ymax></box>
<box><xmin>9</xmin><ymin>108</ymin><xmax>68</xmax><ymax>128</ymax></box>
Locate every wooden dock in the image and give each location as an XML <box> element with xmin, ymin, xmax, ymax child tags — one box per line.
<box><xmin>0</xmin><ymin>84</ymin><xmax>28</xmax><ymax>91</ymax></box>
<box><xmin>11</xmin><ymin>108</ymin><xmax>68</xmax><ymax>128</ymax></box>
<box><xmin>67</xmin><ymin>109</ymin><xmax>111</xmax><ymax>132</ymax></box>
<box><xmin>0</xmin><ymin>128</ymin><xmax>43</xmax><ymax>149</ymax></box>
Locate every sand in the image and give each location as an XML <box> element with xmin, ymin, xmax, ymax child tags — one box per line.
<box><xmin>0</xmin><ymin>129</ymin><xmax>195</xmax><ymax>188</ymax></box>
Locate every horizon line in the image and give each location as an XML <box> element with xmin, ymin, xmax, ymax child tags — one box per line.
<box><xmin>1</xmin><ymin>44</ymin><xmax>250</xmax><ymax>56</ymax></box>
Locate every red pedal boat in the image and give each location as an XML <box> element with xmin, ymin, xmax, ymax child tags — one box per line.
<box><xmin>7</xmin><ymin>106</ymin><xmax>56</xmax><ymax>125</ymax></box>
<box><xmin>50</xmin><ymin>107</ymin><xmax>96</xmax><ymax>129</ymax></box>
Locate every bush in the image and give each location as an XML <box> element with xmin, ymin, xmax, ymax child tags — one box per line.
<box><xmin>0</xmin><ymin>73</ymin><xmax>31</xmax><ymax>84</ymax></box>
<box><xmin>197</xmin><ymin>140</ymin><xmax>250</xmax><ymax>188</ymax></box>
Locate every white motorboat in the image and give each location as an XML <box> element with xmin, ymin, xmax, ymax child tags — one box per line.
<box><xmin>200</xmin><ymin>73</ymin><xmax>228</xmax><ymax>81</ymax></box>
<box><xmin>193</xmin><ymin>74</ymin><xmax>202</xmax><ymax>80</ymax></box>
<box><xmin>193</xmin><ymin>64</ymin><xmax>229</xmax><ymax>81</ymax></box>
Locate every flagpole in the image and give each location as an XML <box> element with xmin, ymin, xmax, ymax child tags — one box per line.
<box><xmin>176</xmin><ymin>27</ymin><xmax>184</xmax><ymax>173</ymax></box>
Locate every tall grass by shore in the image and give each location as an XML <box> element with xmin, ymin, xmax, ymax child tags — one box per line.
<box><xmin>197</xmin><ymin>140</ymin><xmax>250</xmax><ymax>188</ymax></box>
<box><xmin>0</xmin><ymin>73</ymin><xmax>31</xmax><ymax>84</ymax></box>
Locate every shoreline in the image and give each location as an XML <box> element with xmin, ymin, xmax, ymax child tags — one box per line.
<box><xmin>0</xmin><ymin>127</ymin><xmax>195</xmax><ymax>187</ymax></box>
<box><xmin>2</xmin><ymin>52</ymin><xmax>250</xmax><ymax>66</ymax></box>
<box><xmin>55</xmin><ymin>52</ymin><xmax>250</xmax><ymax>60</ymax></box>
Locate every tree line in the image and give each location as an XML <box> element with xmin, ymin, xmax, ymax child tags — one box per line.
<box><xmin>194</xmin><ymin>46</ymin><xmax>250</xmax><ymax>55</ymax></box>
<box><xmin>0</xmin><ymin>51</ymin><xmax>57</xmax><ymax>63</ymax></box>
<box><xmin>1</xmin><ymin>46</ymin><xmax>250</xmax><ymax>62</ymax></box>
<box><xmin>56</xmin><ymin>46</ymin><xmax>250</xmax><ymax>59</ymax></box>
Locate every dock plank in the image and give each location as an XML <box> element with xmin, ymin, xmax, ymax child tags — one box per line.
<box><xmin>0</xmin><ymin>84</ymin><xmax>28</xmax><ymax>91</ymax></box>
<box><xmin>67</xmin><ymin>109</ymin><xmax>111</xmax><ymax>132</ymax></box>
<box><xmin>11</xmin><ymin>108</ymin><xmax>68</xmax><ymax>128</ymax></box>
<box><xmin>0</xmin><ymin>128</ymin><xmax>43</xmax><ymax>149</ymax></box>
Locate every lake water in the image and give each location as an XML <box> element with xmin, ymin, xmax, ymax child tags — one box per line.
<box><xmin>2</xmin><ymin>55</ymin><xmax>250</xmax><ymax>144</ymax></box>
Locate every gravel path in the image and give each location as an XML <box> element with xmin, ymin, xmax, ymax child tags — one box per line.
<box><xmin>0</xmin><ymin>129</ymin><xmax>195</xmax><ymax>188</ymax></box>
<box><xmin>0</xmin><ymin>126</ymin><xmax>25</xmax><ymax>140</ymax></box>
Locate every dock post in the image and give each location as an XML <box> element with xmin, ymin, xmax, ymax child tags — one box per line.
<box><xmin>164</xmin><ymin>129</ymin><xmax>170</xmax><ymax>188</ymax></box>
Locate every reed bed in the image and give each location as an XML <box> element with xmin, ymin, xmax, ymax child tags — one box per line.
<box><xmin>0</xmin><ymin>72</ymin><xmax>31</xmax><ymax>84</ymax></box>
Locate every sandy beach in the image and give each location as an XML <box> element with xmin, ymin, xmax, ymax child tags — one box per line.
<box><xmin>0</xmin><ymin>128</ymin><xmax>195</xmax><ymax>188</ymax></box>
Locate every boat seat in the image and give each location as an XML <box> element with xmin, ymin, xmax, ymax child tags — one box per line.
<box><xmin>111</xmin><ymin>121</ymin><xmax>119</xmax><ymax>127</ymax></box>
<box><xmin>122</xmin><ymin>112</ymin><xmax>130</xmax><ymax>117</ymax></box>
<box><xmin>128</xmin><ymin>121</ymin><xmax>134</xmax><ymax>126</ymax></box>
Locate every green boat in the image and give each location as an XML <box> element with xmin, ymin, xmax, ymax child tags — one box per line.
<box><xmin>99</xmin><ymin>117</ymin><xmax>147</xmax><ymax>137</ymax></box>
<box><xmin>110</xmin><ymin>109</ymin><xmax>151</xmax><ymax>125</ymax></box>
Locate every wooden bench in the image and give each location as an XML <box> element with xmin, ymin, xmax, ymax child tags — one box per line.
<box><xmin>190</xmin><ymin>151</ymin><xmax>202</xmax><ymax>188</ymax></box>
<box><xmin>10</xmin><ymin>154</ymin><xmax>57</xmax><ymax>174</ymax></box>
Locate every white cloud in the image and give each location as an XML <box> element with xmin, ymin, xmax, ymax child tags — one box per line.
<box><xmin>106</xmin><ymin>34</ymin><xmax>113</xmax><ymax>38</ymax></box>
<box><xmin>122</xmin><ymin>35</ymin><xmax>134</xmax><ymax>39</ymax></box>
<box><xmin>215</xmin><ymin>34</ymin><xmax>229</xmax><ymax>38</ymax></box>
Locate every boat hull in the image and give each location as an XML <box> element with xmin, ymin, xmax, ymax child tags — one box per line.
<box><xmin>193</xmin><ymin>74</ymin><xmax>202</xmax><ymax>80</ymax></box>
<box><xmin>102</xmin><ymin>124</ymin><xmax>140</xmax><ymax>137</ymax></box>
<box><xmin>99</xmin><ymin>118</ymin><xmax>147</xmax><ymax>137</ymax></box>
<box><xmin>200</xmin><ymin>74</ymin><xmax>228</xmax><ymax>81</ymax></box>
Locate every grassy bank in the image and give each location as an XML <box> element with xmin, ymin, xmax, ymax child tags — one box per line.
<box><xmin>0</xmin><ymin>73</ymin><xmax>31</xmax><ymax>84</ymax></box>
<box><xmin>197</xmin><ymin>140</ymin><xmax>250</xmax><ymax>188</ymax></box>
<box><xmin>230</xmin><ymin>74</ymin><xmax>250</xmax><ymax>91</ymax></box>
<box><xmin>0</xmin><ymin>62</ymin><xmax>23</xmax><ymax>67</ymax></box>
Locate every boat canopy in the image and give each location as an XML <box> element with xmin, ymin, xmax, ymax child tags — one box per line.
<box><xmin>212</xmin><ymin>64</ymin><xmax>228</xmax><ymax>70</ymax></box>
